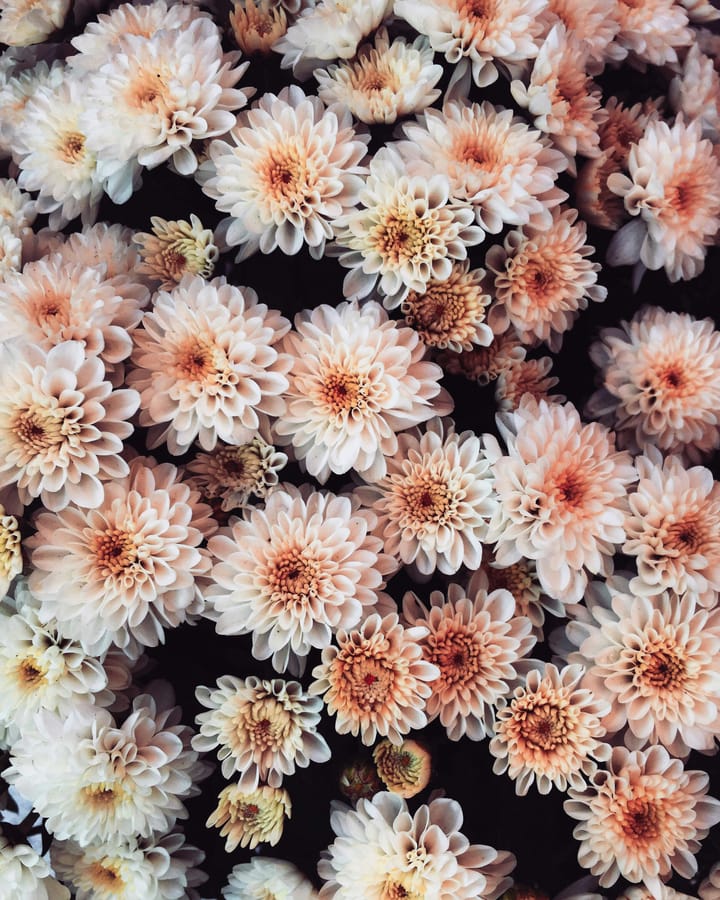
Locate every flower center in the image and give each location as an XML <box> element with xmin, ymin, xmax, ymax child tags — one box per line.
<box><xmin>634</xmin><ymin>639</ymin><xmax>686</xmax><ymax>691</ymax></box>
<box><xmin>175</xmin><ymin>338</ymin><xmax>237</xmax><ymax>388</ymax></box>
<box><xmin>398</xmin><ymin>474</ymin><xmax>455</xmax><ymax>530</ymax></box>
<box><xmin>427</xmin><ymin>625</ymin><xmax>481</xmax><ymax>688</ymax></box>
<box><xmin>82</xmin><ymin>782</ymin><xmax>123</xmax><ymax>809</ymax></box>
<box><xmin>59</xmin><ymin>131</ymin><xmax>86</xmax><ymax>163</ymax></box>
<box><xmin>664</xmin><ymin>514</ymin><xmax>706</xmax><ymax>554</ymax></box>
<box><xmin>321</xmin><ymin>369</ymin><xmax>366</xmax><ymax>414</ymax></box>
<box><xmin>343</xmin><ymin>653</ymin><xmax>395</xmax><ymax>711</ymax></box>
<box><xmin>262</xmin><ymin>142</ymin><xmax>313</xmax><ymax>207</ymax></box>
<box><xmin>357</xmin><ymin>67</ymin><xmax>391</xmax><ymax>92</ymax></box>
<box><xmin>16</xmin><ymin>654</ymin><xmax>48</xmax><ymax>688</ymax></box>
<box><xmin>86</xmin><ymin>861</ymin><xmax>125</xmax><ymax>893</ymax></box>
<box><xmin>517</xmin><ymin>701</ymin><xmax>567</xmax><ymax>751</ymax></box>
<box><xmin>241</xmin><ymin>700</ymin><xmax>292</xmax><ymax>752</ymax></box>
<box><xmin>269</xmin><ymin>547</ymin><xmax>323</xmax><ymax>609</ymax></box>
<box><xmin>381</xmin><ymin>873</ymin><xmax>423</xmax><ymax>900</ymax></box>
<box><xmin>128</xmin><ymin>70</ymin><xmax>169</xmax><ymax>112</ymax></box>
<box><xmin>92</xmin><ymin>528</ymin><xmax>138</xmax><ymax>576</ymax></box>
<box><xmin>619</xmin><ymin>796</ymin><xmax>662</xmax><ymax>843</ymax></box>
<box><xmin>239</xmin><ymin>802</ymin><xmax>260</xmax><ymax>822</ymax></box>
<box><xmin>11</xmin><ymin>406</ymin><xmax>68</xmax><ymax>454</ymax></box>
<box><xmin>374</xmin><ymin>209</ymin><xmax>433</xmax><ymax>266</ymax></box>
<box><xmin>161</xmin><ymin>248</ymin><xmax>188</xmax><ymax>278</ymax></box>
<box><xmin>552</xmin><ymin>469</ymin><xmax>586</xmax><ymax>509</ymax></box>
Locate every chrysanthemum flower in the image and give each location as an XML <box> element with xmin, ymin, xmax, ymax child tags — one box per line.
<box><xmin>199</xmin><ymin>85</ymin><xmax>368</xmax><ymax>261</ymax></box>
<box><xmin>439</xmin><ymin>329</ymin><xmax>526</xmax><ymax>385</ymax></box>
<box><xmin>0</xmin><ymin>0</ymin><xmax>70</xmax><ymax>47</ymax></box>
<box><xmin>355</xmin><ymin>417</ymin><xmax>496</xmax><ymax>576</ymax></box>
<box><xmin>0</xmin><ymin>57</ymin><xmax>64</xmax><ymax>156</ymax></box>
<box><xmin>273</xmin><ymin>0</ymin><xmax>393</xmax><ymax>80</ymax></box>
<box><xmin>607</xmin><ymin>116</ymin><xmax>720</xmax><ymax>282</ymax></box>
<box><xmin>681</xmin><ymin>0</ymin><xmax>720</xmax><ymax>21</ymax></box>
<box><xmin>318</xmin><ymin>791</ymin><xmax>516</xmax><ymax>899</ymax></box>
<box><xmin>128</xmin><ymin>274</ymin><xmax>291</xmax><ymax>455</ymax></box>
<box><xmin>373</xmin><ymin>738</ymin><xmax>431</xmax><ymax>799</ymax></box>
<box><xmin>701</xmin><ymin>862</ymin><xmax>720</xmax><ymax>900</ymax></box>
<box><xmin>209</xmin><ymin>484</ymin><xmax>396</xmax><ymax>675</ymax></box>
<box><xmin>133</xmin><ymin>215</ymin><xmax>218</xmax><ymax>289</ymax></box>
<box><xmin>0</xmin><ymin>223</ymin><xmax>22</xmax><ymax>277</ymax></box>
<box><xmin>314</xmin><ymin>28</ymin><xmax>443</xmax><ymax>125</ymax></box>
<box><xmin>537</xmin><ymin>0</ymin><xmax>625</xmax><ymax>73</ymax></box>
<box><xmin>0</xmin><ymin>828</ymin><xmax>69</xmax><ymax>900</ymax></box>
<box><xmin>490</xmin><ymin>663</ymin><xmax>611</xmax><ymax>796</ymax></box>
<box><xmin>310</xmin><ymin>613</ymin><xmax>438</xmax><ymax>746</ymax></box>
<box><xmin>560</xmin><ymin>577</ymin><xmax>720</xmax><ymax>757</ymax></box>
<box><xmin>670</xmin><ymin>45</ymin><xmax>720</xmax><ymax>143</ymax></box>
<box><xmin>46</xmin><ymin>222</ymin><xmax>142</xmax><ymax>279</ymax></box>
<box><xmin>4</xmin><ymin>694</ymin><xmax>205</xmax><ymax>844</ymax></box>
<box><xmin>495</xmin><ymin>356</ymin><xmax>564</xmax><ymax>412</ymax></box>
<box><xmin>0</xmin><ymin>176</ymin><xmax>36</xmax><ymax>233</ymax></box>
<box><xmin>193</xmin><ymin>675</ymin><xmax>331</xmax><ymax>787</ymax></box>
<box><xmin>397</xmin><ymin>100</ymin><xmax>568</xmax><ymax>234</ymax></box>
<box><xmin>26</xmin><ymin>455</ymin><xmax>215</xmax><ymax>658</ymax></box>
<box><xmin>0</xmin><ymin>504</ymin><xmax>21</xmax><ymax>595</ymax></box>
<box><xmin>511</xmin><ymin>26</ymin><xmax>606</xmax><ymax>176</ymax></box>
<box><xmin>402</xmin><ymin>584</ymin><xmax>535</xmax><ymax>741</ymax></box>
<box><xmin>332</xmin><ymin>145</ymin><xmax>483</xmax><ymax>308</ymax></box>
<box><xmin>486</xmin><ymin>208</ymin><xmax>606</xmax><ymax>352</ymax></box>
<box><xmin>485</xmin><ymin>399</ymin><xmax>637</xmax><ymax>603</ymax></box>
<box><xmin>224</xmin><ymin>858</ymin><xmax>318</xmax><ymax>900</ymax></box>
<box><xmin>207</xmin><ymin>784</ymin><xmax>290</xmax><ymax>852</ymax></box>
<box><xmin>586</xmin><ymin>308</ymin><xmax>720</xmax><ymax>462</ymax></box>
<box><xmin>599</xmin><ymin>97</ymin><xmax>665</xmax><ymax>167</ymax></box>
<box><xmin>0</xmin><ymin>340</ymin><xmax>138</xmax><ymax>511</ymax></box>
<box><xmin>576</xmin><ymin>151</ymin><xmax>631</xmax><ymax>231</ymax></box>
<box><xmin>273</xmin><ymin>300</ymin><xmax>453</xmax><ymax>483</ymax></box>
<box><xmin>613</xmin><ymin>0</ymin><xmax>692</xmax><ymax>67</ymax></box>
<box><xmin>230</xmin><ymin>0</ymin><xmax>288</xmax><ymax>56</ymax></box>
<box><xmin>564</xmin><ymin>745</ymin><xmax>720</xmax><ymax>893</ymax></box>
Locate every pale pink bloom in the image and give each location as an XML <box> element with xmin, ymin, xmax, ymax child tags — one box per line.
<box><xmin>438</xmin><ymin>329</ymin><xmax>525</xmax><ymax>385</ymax></box>
<box><xmin>372</xmin><ymin>738</ymin><xmax>431</xmax><ymax>799</ymax></box>
<box><xmin>332</xmin><ymin>145</ymin><xmax>483</xmax><ymax>308</ymax></box>
<box><xmin>495</xmin><ymin>356</ymin><xmax>564</xmax><ymax>412</ymax></box>
<box><xmin>38</xmin><ymin>222</ymin><xmax>142</xmax><ymax>279</ymax></box>
<box><xmin>273</xmin><ymin>300</ymin><xmax>453</xmax><ymax>483</ymax></box>
<box><xmin>402</xmin><ymin>583</ymin><xmax>535</xmax><ymax>741</ymax></box>
<box><xmin>700</xmin><ymin>862</ymin><xmax>720</xmax><ymax>900</ymax></box>
<box><xmin>0</xmin><ymin>223</ymin><xmax>22</xmax><ymax>278</ymax></box>
<box><xmin>559</xmin><ymin>577</ymin><xmax>720</xmax><ymax>757</ymax></box>
<box><xmin>490</xmin><ymin>663</ymin><xmax>610</xmax><ymax>795</ymax></box>
<box><xmin>0</xmin><ymin>340</ymin><xmax>138</xmax><ymax>511</ymax></box>
<box><xmin>310</xmin><ymin>613</ymin><xmax>438</xmax><ymax>746</ymax></box>
<box><xmin>511</xmin><ymin>25</ymin><xmax>607</xmax><ymax>176</ymax></box>
<box><xmin>680</xmin><ymin>0</ymin><xmax>720</xmax><ymax>22</ymax></box>
<box><xmin>230</xmin><ymin>0</ymin><xmax>288</xmax><ymax>56</ymax></box>
<box><xmin>133</xmin><ymin>214</ymin><xmax>218</xmax><ymax>289</ymax></box>
<box><xmin>128</xmin><ymin>274</ymin><xmax>292</xmax><ymax>455</ymax></box>
<box><xmin>396</xmin><ymin>99</ymin><xmax>568</xmax><ymax>234</ymax></box>
<box><xmin>486</xmin><ymin>207</ymin><xmax>607</xmax><ymax>351</ymax></box>
<box><xmin>318</xmin><ymin>791</ymin><xmax>516</xmax><ymax>899</ymax></box>
<box><xmin>613</xmin><ymin>0</ymin><xmax>692</xmax><ymax>67</ymax></box>
<box><xmin>193</xmin><ymin>674</ymin><xmax>330</xmax><ymax>787</ymax></box>
<box><xmin>314</xmin><ymin>28</ymin><xmax>443</xmax><ymax>125</ymax></box>
<box><xmin>0</xmin><ymin>57</ymin><xmax>64</xmax><ymax>156</ymax></box>
<box><xmin>26</xmin><ymin>455</ymin><xmax>216</xmax><ymax>657</ymax></box>
<box><xmin>209</xmin><ymin>484</ymin><xmax>396</xmax><ymax>675</ymax></box>
<box><xmin>355</xmin><ymin>417</ymin><xmax>496</xmax><ymax>576</ymax></box>
<box><xmin>207</xmin><ymin>784</ymin><xmax>290</xmax><ymax>852</ymax></box>
<box><xmin>536</xmin><ymin>0</ymin><xmax>625</xmax><ymax>73</ymax></box>
<box><xmin>0</xmin><ymin>0</ymin><xmax>70</xmax><ymax>46</ymax></box>
<box><xmin>485</xmin><ymin>399</ymin><xmax>637</xmax><ymax>604</ymax></box>
<box><xmin>224</xmin><ymin>858</ymin><xmax>317</xmax><ymax>900</ymax></box>
<box><xmin>598</xmin><ymin>97</ymin><xmax>664</xmax><ymax>166</ymax></box>
<box><xmin>607</xmin><ymin>117</ymin><xmax>720</xmax><ymax>282</ymax></box>
<box><xmin>199</xmin><ymin>85</ymin><xmax>368</xmax><ymax>261</ymax></box>
<box><xmin>564</xmin><ymin>745</ymin><xmax>720</xmax><ymax>893</ymax></box>
<box><xmin>670</xmin><ymin>44</ymin><xmax>720</xmax><ymax>142</ymax></box>
<box><xmin>586</xmin><ymin>308</ymin><xmax>720</xmax><ymax>462</ymax></box>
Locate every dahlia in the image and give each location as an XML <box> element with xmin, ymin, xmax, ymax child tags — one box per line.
<box><xmin>272</xmin><ymin>300</ymin><xmax>453</xmax><ymax>483</ymax></box>
<box><xmin>318</xmin><ymin>791</ymin><xmax>516</xmax><ymax>899</ymax></box>
<box><xmin>373</xmin><ymin>738</ymin><xmax>431</xmax><ymax>799</ymax></box>
<box><xmin>26</xmin><ymin>455</ymin><xmax>215</xmax><ymax>658</ymax></box>
<box><xmin>586</xmin><ymin>308</ymin><xmax>720</xmax><ymax>461</ymax></box>
<box><xmin>485</xmin><ymin>398</ymin><xmax>637</xmax><ymax>603</ymax></box>
<box><xmin>613</xmin><ymin>0</ymin><xmax>692</xmax><ymax>68</ymax></box>
<box><xmin>495</xmin><ymin>356</ymin><xmax>564</xmax><ymax>412</ymax></box>
<box><xmin>355</xmin><ymin>416</ymin><xmax>496</xmax><ymax>576</ymax></box>
<box><xmin>133</xmin><ymin>214</ymin><xmax>218</xmax><ymax>289</ymax></box>
<box><xmin>565</xmin><ymin>745</ymin><xmax>720</xmax><ymax>893</ymax></box>
<box><xmin>402</xmin><ymin>583</ymin><xmax>535</xmax><ymax>741</ymax></box>
<box><xmin>0</xmin><ymin>340</ymin><xmax>138</xmax><ymax>511</ymax></box>
<box><xmin>314</xmin><ymin>28</ymin><xmax>443</xmax><ymax>125</ymax></box>
<box><xmin>207</xmin><ymin>784</ymin><xmax>290</xmax><ymax>852</ymax></box>
<box><xmin>209</xmin><ymin>484</ymin><xmax>396</xmax><ymax>675</ymax></box>
<box><xmin>127</xmin><ymin>274</ymin><xmax>292</xmax><ymax>455</ymax></box>
<box><xmin>0</xmin><ymin>0</ymin><xmax>70</xmax><ymax>47</ymax></box>
<box><xmin>310</xmin><ymin>613</ymin><xmax>438</xmax><ymax>745</ymax></box>
<box><xmin>230</xmin><ymin>0</ymin><xmax>288</xmax><ymax>56</ymax></box>
<box><xmin>199</xmin><ymin>85</ymin><xmax>368</xmax><ymax>261</ymax></box>
<box><xmin>0</xmin><ymin>828</ymin><xmax>69</xmax><ymax>900</ymax></box>
<box><xmin>607</xmin><ymin>116</ymin><xmax>720</xmax><ymax>282</ymax></box>
<box><xmin>0</xmin><ymin>503</ymin><xmax>22</xmax><ymax>595</ymax></box>
<box><xmin>223</xmin><ymin>858</ymin><xmax>318</xmax><ymax>900</ymax></box>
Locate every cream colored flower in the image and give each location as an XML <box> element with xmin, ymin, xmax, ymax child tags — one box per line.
<box><xmin>273</xmin><ymin>300</ymin><xmax>453</xmax><ymax>483</ymax></box>
<box><xmin>128</xmin><ymin>274</ymin><xmax>292</xmax><ymax>455</ymax></box>
<box><xmin>314</xmin><ymin>28</ymin><xmax>443</xmax><ymax>125</ymax></box>
<box><xmin>133</xmin><ymin>215</ymin><xmax>218</xmax><ymax>289</ymax></box>
<box><xmin>199</xmin><ymin>85</ymin><xmax>368</xmax><ymax>261</ymax></box>
<box><xmin>207</xmin><ymin>784</ymin><xmax>290</xmax><ymax>852</ymax></box>
<box><xmin>223</xmin><ymin>858</ymin><xmax>318</xmax><ymax>900</ymax></box>
<box><xmin>193</xmin><ymin>675</ymin><xmax>330</xmax><ymax>787</ymax></box>
<box><xmin>565</xmin><ymin>745</ymin><xmax>720</xmax><ymax>893</ymax></box>
<box><xmin>310</xmin><ymin>613</ymin><xmax>439</xmax><ymax>746</ymax></box>
<box><xmin>0</xmin><ymin>57</ymin><xmax>64</xmax><ymax>155</ymax></box>
<box><xmin>537</xmin><ymin>0</ymin><xmax>625</xmax><ymax>73</ymax></box>
<box><xmin>47</xmin><ymin>222</ymin><xmax>142</xmax><ymax>279</ymax></box>
<box><xmin>0</xmin><ymin>504</ymin><xmax>21</xmax><ymax>595</ymax></box>
<box><xmin>670</xmin><ymin>44</ymin><xmax>720</xmax><ymax>142</ymax></box>
<box><xmin>230</xmin><ymin>0</ymin><xmax>287</xmax><ymax>56</ymax></box>
<box><xmin>0</xmin><ymin>176</ymin><xmax>36</xmax><ymax>232</ymax></box>
<box><xmin>614</xmin><ymin>0</ymin><xmax>692</xmax><ymax>67</ymax></box>
<box><xmin>495</xmin><ymin>356</ymin><xmax>564</xmax><ymax>411</ymax></box>
<box><xmin>700</xmin><ymin>862</ymin><xmax>720</xmax><ymax>900</ymax></box>
<box><xmin>402</xmin><ymin>583</ymin><xmax>535</xmax><ymax>741</ymax></box>
<box><xmin>0</xmin><ymin>223</ymin><xmax>21</xmax><ymax>278</ymax></box>
<box><xmin>0</xmin><ymin>828</ymin><xmax>69</xmax><ymax>900</ymax></box>
<box><xmin>0</xmin><ymin>0</ymin><xmax>70</xmax><ymax>46</ymax></box>
<box><xmin>373</xmin><ymin>739</ymin><xmax>431</xmax><ymax>799</ymax></box>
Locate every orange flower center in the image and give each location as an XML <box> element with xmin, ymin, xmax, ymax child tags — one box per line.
<box><xmin>87</xmin><ymin>861</ymin><xmax>124</xmax><ymax>892</ymax></box>
<box><xmin>398</xmin><ymin>474</ymin><xmax>455</xmax><ymax>528</ymax></box>
<box><xmin>161</xmin><ymin>248</ymin><xmax>188</xmax><ymax>278</ymax></box>
<box><xmin>665</xmin><ymin>514</ymin><xmax>706</xmax><ymax>554</ymax></box>
<box><xmin>92</xmin><ymin>529</ymin><xmax>138</xmax><ymax>575</ymax></box>
<box><xmin>338</xmin><ymin>649</ymin><xmax>395</xmax><ymax>712</ymax></box>
<box><xmin>619</xmin><ymin>796</ymin><xmax>662</xmax><ymax>843</ymax></box>
<box><xmin>356</xmin><ymin>67</ymin><xmax>391</xmax><ymax>92</ymax></box>
<box><xmin>269</xmin><ymin>547</ymin><xmax>323</xmax><ymax>609</ymax></box>
<box><xmin>516</xmin><ymin>700</ymin><xmax>568</xmax><ymax>751</ymax></box>
<box><xmin>427</xmin><ymin>624</ymin><xmax>482</xmax><ymax>688</ymax></box>
<box><xmin>552</xmin><ymin>468</ymin><xmax>587</xmax><ymax>509</ymax></box>
<box><xmin>82</xmin><ymin>783</ymin><xmax>122</xmax><ymax>809</ymax></box>
<box><xmin>12</xmin><ymin>406</ymin><xmax>68</xmax><ymax>454</ymax></box>
<box><xmin>402</xmin><ymin>277</ymin><xmax>485</xmax><ymax>348</ymax></box>
<box><xmin>321</xmin><ymin>369</ymin><xmax>366</xmax><ymax>414</ymax></box>
<box><xmin>59</xmin><ymin>131</ymin><xmax>86</xmax><ymax>163</ymax></box>
<box><xmin>17</xmin><ymin>655</ymin><xmax>47</xmax><ymax>688</ymax></box>
<box><xmin>262</xmin><ymin>142</ymin><xmax>313</xmax><ymax>206</ymax></box>
<box><xmin>127</xmin><ymin>70</ymin><xmax>169</xmax><ymax>113</ymax></box>
<box><xmin>374</xmin><ymin>209</ymin><xmax>432</xmax><ymax>266</ymax></box>
<box><xmin>634</xmin><ymin>639</ymin><xmax>686</xmax><ymax>691</ymax></box>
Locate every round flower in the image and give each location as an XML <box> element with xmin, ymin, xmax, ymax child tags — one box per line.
<box><xmin>0</xmin><ymin>503</ymin><xmax>21</xmax><ymax>595</ymax></box>
<box><xmin>613</xmin><ymin>0</ymin><xmax>692</xmax><ymax>67</ymax></box>
<box><xmin>207</xmin><ymin>784</ymin><xmax>290</xmax><ymax>852</ymax></box>
<box><xmin>127</xmin><ymin>274</ymin><xmax>292</xmax><ymax>455</ymax></box>
<box><xmin>372</xmin><ymin>738</ymin><xmax>431</xmax><ymax>799</ymax></box>
<box><xmin>356</xmin><ymin>417</ymin><xmax>496</xmax><ymax>576</ymax></box>
<box><xmin>490</xmin><ymin>663</ymin><xmax>611</xmax><ymax>796</ymax></box>
<box><xmin>193</xmin><ymin>675</ymin><xmax>330</xmax><ymax>787</ymax></box>
<box><xmin>670</xmin><ymin>44</ymin><xmax>720</xmax><ymax>143</ymax></box>
<box><xmin>402</xmin><ymin>583</ymin><xmax>535</xmax><ymax>741</ymax></box>
<box><xmin>199</xmin><ymin>85</ymin><xmax>368</xmax><ymax>261</ymax></box>
<box><xmin>0</xmin><ymin>0</ymin><xmax>70</xmax><ymax>47</ymax></box>
<box><xmin>495</xmin><ymin>356</ymin><xmax>564</xmax><ymax>411</ymax></box>
<box><xmin>310</xmin><ymin>613</ymin><xmax>439</xmax><ymax>746</ymax></box>
<box><xmin>0</xmin><ymin>340</ymin><xmax>139</xmax><ymax>511</ymax></box>
<box><xmin>230</xmin><ymin>0</ymin><xmax>288</xmax><ymax>56</ymax></box>
<box><xmin>485</xmin><ymin>399</ymin><xmax>637</xmax><ymax>604</ymax></box>
<box><xmin>537</xmin><ymin>0</ymin><xmax>625</xmax><ymax>73</ymax></box>
<box><xmin>585</xmin><ymin>308</ymin><xmax>720</xmax><ymax>462</ymax></box>
<box><xmin>486</xmin><ymin>207</ymin><xmax>607</xmax><ymax>351</ymax></box>
<box><xmin>564</xmin><ymin>745</ymin><xmax>720</xmax><ymax>893</ymax></box>
<box><xmin>133</xmin><ymin>214</ymin><xmax>218</xmax><ymax>289</ymax></box>
<box><xmin>318</xmin><ymin>791</ymin><xmax>516</xmax><ymax>899</ymax></box>
<box><xmin>273</xmin><ymin>300</ymin><xmax>453</xmax><ymax>483</ymax></box>
<box><xmin>314</xmin><ymin>28</ymin><xmax>443</xmax><ymax>125</ymax></box>
<box><xmin>0</xmin><ymin>827</ymin><xmax>69</xmax><ymax>900</ymax></box>
<box><xmin>26</xmin><ymin>455</ymin><xmax>216</xmax><ymax>658</ymax></box>
<box><xmin>223</xmin><ymin>858</ymin><xmax>318</xmax><ymax>900</ymax></box>
<box><xmin>209</xmin><ymin>484</ymin><xmax>396</xmax><ymax>675</ymax></box>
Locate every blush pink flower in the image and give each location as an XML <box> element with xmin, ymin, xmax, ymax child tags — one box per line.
<box><xmin>613</xmin><ymin>0</ymin><xmax>692</xmax><ymax>68</ymax></box>
<box><xmin>536</xmin><ymin>0</ymin><xmax>625</xmax><ymax>73</ymax></box>
<box><xmin>495</xmin><ymin>356</ymin><xmax>564</xmax><ymax>412</ymax></box>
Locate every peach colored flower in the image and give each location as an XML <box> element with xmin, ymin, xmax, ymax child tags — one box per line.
<box><xmin>0</xmin><ymin>504</ymin><xmax>22</xmax><ymax>595</ymax></box>
<box><xmin>438</xmin><ymin>329</ymin><xmax>525</xmax><ymax>385</ymax></box>
<box><xmin>486</xmin><ymin>207</ymin><xmax>607</xmax><ymax>351</ymax></box>
<box><xmin>0</xmin><ymin>224</ymin><xmax>22</xmax><ymax>278</ymax></box>
<box><xmin>402</xmin><ymin>583</ymin><xmax>536</xmax><ymax>741</ymax></box>
<box><xmin>585</xmin><ymin>308</ymin><xmax>720</xmax><ymax>462</ymax></box>
<box><xmin>564</xmin><ymin>745</ymin><xmax>720</xmax><ymax>893</ymax></box>
<box><xmin>613</xmin><ymin>0</ymin><xmax>692</xmax><ymax>68</ymax></box>
<box><xmin>133</xmin><ymin>214</ymin><xmax>218</xmax><ymax>289</ymax></box>
<box><xmin>490</xmin><ymin>663</ymin><xmax>611</xmax><ymax>795</ymax></box>
<box><xmin>670</xmin><ymin>44</ymin><xmax>720</xmax><ymax>142</ymax></box>
<box><xmin>536</xmin><ymin>0</ymin><xmax>625</xmax><ymax>73</ymax></box>
<box><xmin>495</xmin><ymin>356</ymin><xmax>564</xmax><ymax>412</ymax></box>
<box><xmin>485</xmin><ymin>399</ymin><xmax>636</xmax><ymax>603</ymax></box>
<box><xmin>207</xmin><ymin>784</ymin><xmax>290</xmax><ymax>852</ymax></box>
<box><xmin>372</xmin><ymin>739</ymin><xmax>431</xmax><ymax>799</ymax></box>
<box><xmin>46</xmin><ymin>222</ymin><xmax>142</xmax><ymax>279</ymax></box>
<box><xmin>230</xmin><ymin>0</ymin><xmax>287</xmax><ymax>56</ymax></box>
<box><xmin>700</xmin><ymin>862</ymin><xmax>720</xmax><ymax>900</ymax></box>
<box><xmin>310</xmin><ymin>613</ymin><xmax>439</xmax><ymax>746</ymax></box>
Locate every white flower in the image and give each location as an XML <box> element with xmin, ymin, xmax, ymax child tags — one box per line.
<box><xmin>0</xmin><ymin>0</ymin><xmax>70</xmax><ymax>47</ymax></box>
<box><xmin>0</xmin><ymin>827</ymin><xmax>69</xmax><ymax>900</ymax></box>
<box><xmin>223</xmin><ymin>858</ymin><xmax>318</xmax><ymax>900</ymax></box>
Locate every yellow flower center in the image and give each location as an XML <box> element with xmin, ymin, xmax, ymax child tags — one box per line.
<box><xmin>86</xmin><ymin>860</ymin><xmax>125</xmax><ymax>893</ymax></box>
<box><xmin>58</xmin><ymin>131</ymin><xmax>86</xmax><ymax>164</ymax></box>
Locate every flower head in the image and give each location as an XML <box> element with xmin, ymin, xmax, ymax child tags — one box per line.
<box><xmin>207</xmin><ymin>784</ymin><xmax>290</xmax><ymax>852</ymax></box>
<box><xmin>0</xmin><ymin>0</ymin><xmax>70</xmax><ymax>47</ymax></box>
<box><xmin>495</xmin><ymin>356</ymin><xmax>564</xmax><ymax>411</ymax></box>
<box><xmin>0</xmin><ymin>504</ymin><xmax>21</xmax><ymax>595</ymax></box>
<box><xmin>537</xmin><ymin>0</ymin><xmax>624</xmax><ymax>73</ymax></box>
<box><xmin>373</xmin><ymin>738</ymin><xmax>431</xmax><ymax>799</ymax></box>
<box><xmin>230</xmin><ymin>0</ymin><xmax>288</xmax><ymax>56</ymax></box>
<box><xmin>614</xmin><ymin>0</ymin><xmax>692</xmax><ymax>67</ymax></box>
<box><xmin>0</xmin><ymin>827</ymin><xmax>69</xmax><ymax>900</ymax></box>
<box><xmin>223</xmin><ymin>858</ymin><xmax>318</xmax><ymax>900</ymax></box>
<box><xmin>133</xmin><ymin>215</ymin><xmax>218</xmax><ymax>289</ymax></box>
